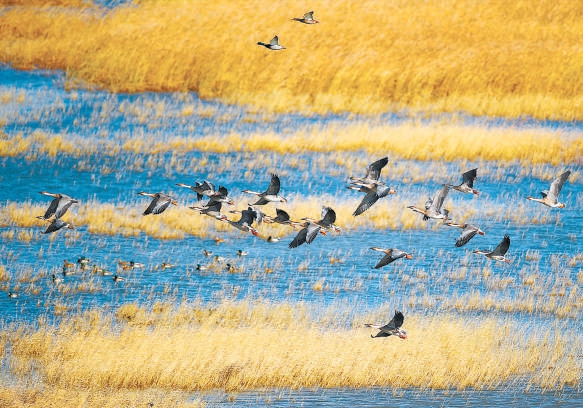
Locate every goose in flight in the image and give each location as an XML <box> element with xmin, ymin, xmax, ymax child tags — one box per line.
<box><xmin>224</xmin><ymin>206</ymin><xmax>260</xmax><ymax>236</ymax></box>
<box><xmin>243</xmin><ymin>174</ymin><xmax>287</xmax><ymax>205</ymax></box>
<box><xmin>176</xmin><ymin>180</ymin><xmax>216</xmax><ymax>201</ymax></box>
<box><xmin>38</xmin><ymin>192</ymin><xmax>78</xmax><ymax>220</ymax></box>
<box><xmin>289</xmin><ymin>206</ymin><xmax>336</xmax><ymax>248</ymax></box>
<box><xmin>348</xmin><ymin>182</ymin><xmax>396</xmax><ymax>216</ymax></box>
<box><xmin>474</xmin><ymin>234</ymin><xmax>511</xmax><ymax>263</ymax></box>
<box><xmin>364</xmin><ymin>311</ymin><xmax>407</xmax><ymax>339</ymax></box>
<box><xmin>190</xmin><ymin>200</ymin><xmax>227</xmax><ymax>221</ymax></box>
<box><xmin>527</xmin><ymin>170</ymin><xmax>571</xmax><ymax>208</ymax></box>
<box><xmin>177</xmin><ymin>181</ymin><xmax>234</xmax><ymax>205</ymax></box>
<box><xmin>291</xmin><ymin>11</ymin><xmax>319</xmax><ymax>24</ymax></box>
<box><xmin>369</xmin><ymin>247</ymin><xmax>413</xmax><ymax>269</ymax></box>
<box><xmin>452</xmin><ymin>168</ymin><xmax>479</xmax><ymax>195</ymax></box>
<box><xmin>350</xmin><ymin>157</ymin><xmax>389</xmax><ymax>185</ymax></box>
<box><xmin>446</xmin><ymin>222</ymin><xmax>485</xmax><ymax>247</ymax></box>
<box><xmin>138</xmin><ymin>192</ymin><xmax>177</xmax><ymax>215</ymax></box>
<box><xmin>257</xmin><ymin>35</ymin><xmax>286</xmax><ymax>50</ymax></box>
<box><xmin>408</xmin><ymin>184</ymin><xmax>451</xmax><ymax>221</ymax></box>
<box><xmin>42</xmin><ymin>218</ymin><xmax>75</xmax><ymax>234</ymax></box>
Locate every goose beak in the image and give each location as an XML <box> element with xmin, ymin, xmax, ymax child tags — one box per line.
<box><xmin>39</xmin><ymin>191</ymin><xmax>58</xmax><ymax>198</ymax></box>
<box><xmin>405</xmin><ymin>254</ymin><xmax>413</xmax><ymax>260</ymax></box>
<box><xmin>171</xmin><ymin>199</ymin><xmax>178</xmax><ymax>206</ymax></box>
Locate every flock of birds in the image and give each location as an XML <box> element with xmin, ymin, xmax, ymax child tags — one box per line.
<box><xmin>17</xmin><ymin>11</ymin><xmax>575</xmax><ymax>339</ymax></box>
<box><xmin>32</xmin><ymin>152</ymin><xmax>572</xmax><ymax>339</ymax></box>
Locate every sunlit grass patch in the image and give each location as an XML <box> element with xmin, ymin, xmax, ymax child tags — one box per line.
<box><xmin>2</xmin><ymin>301</ymin><xmax>581</xmax><ymax>394</ymax></box>
<box><xmin>1</xmin><ymin>122</ymin><xmax>581</xmax><ymax>165</ymax></box>
<box><xmin>0</xmin><ymin>187</ymin><xmax>570</xmax><ymax>241</ymax></box>
<box><xmin>2</xmin><ymin>0</ymin><xmax>583</xmax><ymax>118</ymax></box>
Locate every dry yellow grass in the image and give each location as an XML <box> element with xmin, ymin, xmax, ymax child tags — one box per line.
<box><xmin>1</xmin><ymin>0</ymin><xmax>583</xmax><ymax>118</ymax></box>
<box><xmin>0</xmin><ymin>125</ymin><xmax>581</xmax><ymax>165</ymax></box>
<box><xmin>3</xmin><ymin>301</ymin><xmax>581</xmax><ymax>397</ymax></box>
<box><xmin>0</xmin><ymin>190</ymin><xmax>557</xmax><ymax>240</ymax></box>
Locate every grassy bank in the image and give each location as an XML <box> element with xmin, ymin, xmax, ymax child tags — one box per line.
<box><xmin>1</xmin><ymin>0</ymin><xmax>583</xmax><ymax>118</ymax></box>
<box><xmin>1</xmin><ymin>301</ymin><xmax>581</xmax><ymax>400</ymax></box>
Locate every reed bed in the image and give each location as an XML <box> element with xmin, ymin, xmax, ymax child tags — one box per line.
<box><xmin>2</xmin><ymin>0</ymin><xmax>583</xmax><ymax>119</ymax></box>
<box><xmin>0</xmin><ymin>190</ymin><xmax>560</xmax><ymax>240</ymax></box>
<box><xmin>1</xmin><ymin>125</ymin><xmax>582</xmax><ymax>165</ymax></box>
<box><xmin>2</xmin><ymin>301</ymin><xmax>581</xmax><ymax>397</ymax></box>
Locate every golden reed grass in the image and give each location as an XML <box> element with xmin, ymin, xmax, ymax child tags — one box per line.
<box><xmin>1</xmin><ymin>125</ymin><xmax>582</xmax><ymax>165</ymax></box>
<box><xmin>1</xmin><ymin>0</ymin><xmax>583</xmax><ymax>118</ymax></box>
<box><xmin>0</xmin><ymin>190</ymin><xmax>559</xmax><ymax>240</ymax></box>
<box><xmin>3</xmin><ymin>301</ymin><xmax>581</xmax><ymax>397</ymax></box>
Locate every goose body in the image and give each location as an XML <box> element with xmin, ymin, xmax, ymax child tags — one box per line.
<box><xmin>474</xmin><ymin>235</ymin><xmax>511</xmax><ymax>263</ymax></box>
<box><xmin>408</xmin><ymin>184</ymin><xmax>451</xmax><ymax>221</ymax></box>
<box><xmin>369</xmin><ymin>247</ymin><xmax>413</xmax><ymax>269</ymax></box>
<box><xmin>447</xmin><ymin>222</ymin><xmax>485</xmax><ymax>247</ymax></box>
<box><xmin>138</xmin><ymin>192</ymin><xmax>177</xmax><ymax>215</ymax></box>
<box><xmin>257</xmin><ymin>36</ymin><xmax>286</xmax><ymax>50</ymax></box>
<box><xmin>452</xmin><ymin>168</ymin><xmax>479</xmax><ymax>195</ymax></box>
<box><xmin>291</xmin><ymin>11</ymin><xmax>319</xmax><ymax>24</ymax></box>
<box><xmin>527</xmin><ymin>170</ymin><xmax>571</xmax><ymax>208</ymax></box>
<box><xmin>243</xmin><ymin>174</ymin><xmax>287</xmax><ymax>205</ymax></box>
<box><xmin>364</xmin><ymin>311</ymin><xmax>407</xmax><ymax>339</ymax></box>
<box><xmin>38</xmin><ymin>191</ymin><xmax>78</xmax><ymax>220</ymax></box>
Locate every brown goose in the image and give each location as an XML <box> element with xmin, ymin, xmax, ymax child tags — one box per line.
<box><xmin>138</xmin><ymin>192</ymin><xmax>177</xmax><ymax>215</ymax></box>
<box><xmin>369</xmin><ymin>247</ymin><xmax>413</xmax><ymax>269</ymax></box>
<box><xmin>350</xmin><ymin>157</ymin><xmax>389</xmax><ymax>185</ymax></box>
<box><xmin>527</xmin><ymin>170</ymin><xmax>571</xmax><ymax>208</ymax></box>
<box><xmin>349</xmin><ymin>182</ymin><xmax>396</xmax><ymax>216</ymax></box>
<box><xmin>176</xmin><ymin>180</ymin><xmax>216</xmax><ymax>201</ymax></box>
<box><xmin>257</xmin><ymin>35</ymin><xmax>286</xmax><ymax>50</ymax></box>
<box><xmin>408</xmin><ymin>184</ymin><xmax>451</xmax><ymax>221</ymax></box>
<box><xmin>364</xmin><ymin>311</ymin><xmax>407</xmax><ymax>339</ymax></box>
<box><xmin>42</xmin><ymin>218</ymin><xmax>75</xmax><ymax>234</ymax></box>
<box><xmin>190</xmin><ymin>201</ymin><xmax>227</xmax><ymax>221</ymax></box>
<box><xmin>452</xmin><ymin>168</ymin><xmax>479</xmax><ymax>195</ymax></box>
<box><xmin>291</xmin><ymin>10</ymin><xmax>319</xmax><ymax>24</ymax></box>
<box><xmin>243</xmin><ymin>174</ymin><xmax>287</xmax><ymax>205</ymax></box>
<box><xmin>38</xmin><ymin>192</ymin><xmax>78</xmax><ymax>220</ymax></box>
<box><xmin>289</xmin><ymin>206</ymin><xmax>336</xmax><ymax>248</ymax></box>
<box><xmin>474</xmin><ymin>235</ymin><xmax>511</xmax><ymax>263</ymax></box>
<box><xmin>224</xmin><ymin>206</ymin><xmax>259</xmax><ymax>236</ymax></box>
<box><xmin>446</xmin><ymin>222</ymin><xmax>485</xmax><ymax>247</ymax></box>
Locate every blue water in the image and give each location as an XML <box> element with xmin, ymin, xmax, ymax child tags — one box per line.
<box><xmin>0</xmin><ymin>65</ymin><xmax>582</xmax><ymax>405</ymax></box>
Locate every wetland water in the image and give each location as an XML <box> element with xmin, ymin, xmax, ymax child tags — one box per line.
<box><xmin>0</xmin><ymin>66</ymin><xmax>582</xmax><ymax>406</ymax></box>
